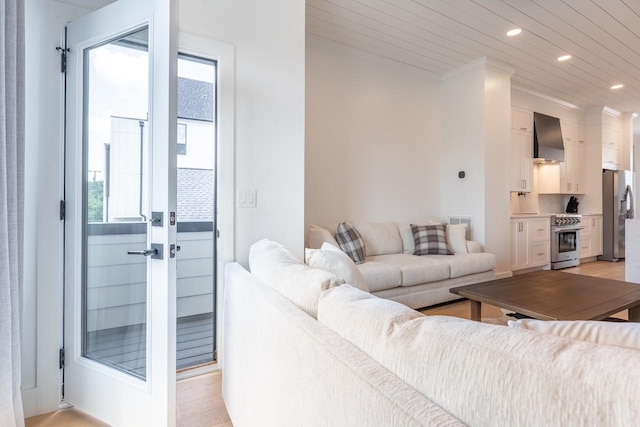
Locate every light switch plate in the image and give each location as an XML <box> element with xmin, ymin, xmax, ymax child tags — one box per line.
<box><xmin>237</xmin><ymin>189</ymin><xmax>257</xmax><ymax>208</ymax></box>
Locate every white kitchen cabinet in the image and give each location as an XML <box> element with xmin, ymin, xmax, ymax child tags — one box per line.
<box><xmin>560</xmin><ymin>141</ymin><xmax>586</xmax><ymax>194</ymax></box>
<box><xmin>537</xmin><ymin>141</ymin><xmax>586</xmax><ymax>194</ymax></box>
<box><xmin>511</xmin><ymin>217</ymin><xmax>550</xmax><ymax>271</ymax></box>
<box><xmin>602</xmin><ymin>126</ymin><xmax>620</xmax><ymax>170</ymax></box>
<box><xmin>580</xmin><ymin>215</ymin><xmax>603</xmax><ymax>258</ymax></box>
<box><xmin>512</xmin><ymin>108</ymin><xmax>533</xmax><ymax>132</ymax></box>
<box><xmin>561</xmin><ymin>120</ymin><xmax>577</xmax><ymax>144</ymax></box>
<box><xmin>538</xmin><ymin>121</ymin><xmax>586</xmax><ymax>195</ymax></box>
<box><xmin>510</xmin><ymin>130</ymin><xmax>533</xmax><ymax>192</ymax></box>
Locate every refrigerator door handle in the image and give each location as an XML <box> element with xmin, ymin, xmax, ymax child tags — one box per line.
<box><xmin>627</xmin><ymin>186</ymin><xmax>634</xmax><ymax>219</ymax></box>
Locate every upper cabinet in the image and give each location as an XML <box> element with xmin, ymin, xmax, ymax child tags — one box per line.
<box><xmin>510</xmin><ymin>107</ymin><xmax>533</xmax><ymax>192</ymax></box>
<box><xmin>512</xmin><ymin>108</ymin><xmax>533</xmax><ymax>133</ymax></box>
<box><xmin>602</xmin><ymin>126</ymin><xmax>620</xmax><ymax>170</ymax></box>
<box><xmin>510</xmin><ymin>130</ymin><xmax>533</xmax><ymax>192</ymax></box>
<box><xmin>537</xmin><ymin>119</ymin><xmax>586</xmax><ymax>194</ymax></box>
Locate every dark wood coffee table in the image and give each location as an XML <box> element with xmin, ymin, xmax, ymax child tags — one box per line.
<box><xmin>450</xmin><ymin>270</ymin><xmax>640</xmax><ymax>322</ymax></box>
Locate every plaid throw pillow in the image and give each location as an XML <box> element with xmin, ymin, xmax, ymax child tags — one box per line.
<box><xmin>411</xmin><ymin>224</ymin><xmax>452</xmax><ymax>255</ymax></box>
<box><xmin>335</xmin><ymin>223</ymin><xmax>366</xmax><ymax>264</ymax></box>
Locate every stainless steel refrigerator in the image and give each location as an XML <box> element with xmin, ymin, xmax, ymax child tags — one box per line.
<box><xmin>599</xmin><ymin>169</ymin><xmax>635</xmax><ymax>261</ymax></box>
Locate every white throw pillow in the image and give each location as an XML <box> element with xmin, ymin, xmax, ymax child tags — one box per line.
<box><xmin>249</xmin><ymin>239</ymin><xmax>344</xmax><ymax>318</ymax></box>
<box><xmin>307</xmin><ymin>224</ymin><xmax>339</xmax><ymax>249</ymax></box>
<box><xmin>306</xmin><ymin>243</ymin><xmax>370</xmax><ymax>292</ymax></box>
<box><xmin>446</xmin><ymin>223</ymin><xmax>468</xmax><ymax>254</ymax></box>
<box><xmin>508</xmin><ymin>319</ymin><xmax>640</xmax><ymax>350</ymax></box>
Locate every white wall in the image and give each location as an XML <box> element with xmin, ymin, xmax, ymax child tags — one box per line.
<box><xmin>305</xmin><ymin>35</ymin><xmax>443</xmax><ymax>228</ymax></box>
<box><xmin>24</xmin><ymin>0</ymin><xmax>97</xmax><ymax>416</ymax></box>
<box><xmin>178</xmin><ymin>0</ymin><xmax>306</xmax><ymax>263</ymax></box>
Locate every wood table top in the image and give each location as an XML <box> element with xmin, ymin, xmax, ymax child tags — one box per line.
<box><xmin>450</xmin><ymin>270</ymin><xmax>640</xmax><ymax>321</ymax></box>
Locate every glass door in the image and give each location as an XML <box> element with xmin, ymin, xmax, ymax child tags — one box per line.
<box><xmin>63</xmin><ymin>0</ymin><xmax>177</xmax><ymax>425</ymax></box>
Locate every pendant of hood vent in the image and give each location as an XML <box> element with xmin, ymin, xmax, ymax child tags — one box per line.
<box><xmin>533</xmin><ymin>112</ymin><xmax>565</xmax><ymax>163</ymax></box>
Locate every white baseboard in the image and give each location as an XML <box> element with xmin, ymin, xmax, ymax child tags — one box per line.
<box><xmin>21</xmin><ymin>387</ymin><xmax>37</xmax><ymax>418</ymax></box>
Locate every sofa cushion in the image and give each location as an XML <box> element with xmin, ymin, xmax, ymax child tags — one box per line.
<box><xmin>508</xmin><ymin>319</ymin><xmax>640</xmax><ymax>350</ymax></box>
<box><xmin>308</xmin><ymin>224</ymin><xmax>339</xmax><ymax>249</ymax></box>
<box><xmin>356</xmin><ymin>260</ymin><xmax>402</xmax><ymax>292</ymax></box>
<box><xmin>249</xmin><ymin>239</ymin><xmax>343</xmax><ymax>318</ymax></box>
<box><xmin>446</xmin><ymin>224</ymin><xmax>468</xmax><ymax>254</ymax></box>
<box><xmin>306</xmin><ymin>243</ymin><xmax>370</xmax><ymax>292</ymax></box>
<box><xmin>335</xmin><ymin>223</ymin><xmax>366</xmax><ymax>264</ymax></box>
<box><xmin>318</xmin><ymin>284</ymin><xmax>640</xmax><ymax>427</ymax></box>
<box><xmin>411</xmin><ymin>224</ymin><xmax>452</xmax><ymax>255</ymax></box>
<box><xmin>367</xmin><ymin>254</ymin><xmax>450</xmax><ymax>287</ymax></box>
<box><xmin>397</xmin><ymin>223</ymin><xmax>415</xmax><ymax>254</ymax></box>
<box><xmin>353</xmin><ymin>222</ymin><xmax>403</xmax><ymax>256</ymax></box>
<box><xmin>438</xmin><ymin>253</ymin><xmax>496</xmax><ymax>278</ymax></box>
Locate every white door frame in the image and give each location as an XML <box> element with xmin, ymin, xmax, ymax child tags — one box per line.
<box><xmin>176</xmin><ymin>32</ymin><xmax>235</xmax><ymax>376</ymax></box>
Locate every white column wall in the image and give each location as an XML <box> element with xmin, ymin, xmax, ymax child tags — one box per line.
<box><xmin>441</xmin><ymin>59</ymin><xmax>513</xmax><ymax>276</ymax></box>
<box><xmin>440</xmin><ymin>61</ymin><xmax>486</xmax><ymax>242</ymax></box>
<box><xmin>483</xmin><ymin>68</ymin><xmax>512</xmax><ymax>276</ymax></box>
<box><xmin>178</xmin><ymin>0</ymin><xmax>306</xmax><ymax>264</ymax></box>
<box><xmin>305</xmin><ymin>35</ymin><xmax>443</xmax><ymax>229</ymax></box>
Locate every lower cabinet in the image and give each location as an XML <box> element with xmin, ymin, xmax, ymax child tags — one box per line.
<box><xmin>580</xmin><ymin>215</ymin><xmax>603</xmax><ymax>258</ymax></box>
<box><xmin>511</xmin><ymin>217</ymin><xmax>550</xmax><ymax>271</ymax></box>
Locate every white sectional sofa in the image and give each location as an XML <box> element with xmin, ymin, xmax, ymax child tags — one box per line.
<box><xmin>307</xmin><ymin>222</ymin><xmax>496</xmax><ymax>308</ymax></box>
<box><xmin>222</xmin><ymin>240</ymin><xmax>640</xmax><ymax>427</ymax></box>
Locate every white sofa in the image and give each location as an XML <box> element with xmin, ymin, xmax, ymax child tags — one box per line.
<box><xmin>222</xmin><ymin>240</ymin><xmax>640</xmax><ymax>427</ymax></box>
<box><xmin>308</xmin><ymin>222</ymin><xmax>496</xmax><ymax>308</ymax></box>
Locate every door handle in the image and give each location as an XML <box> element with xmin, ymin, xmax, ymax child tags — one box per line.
<box><xmin>127</xmin><ymin>243</ymin><xmax>163</xmax><ymax>259</ymax></box>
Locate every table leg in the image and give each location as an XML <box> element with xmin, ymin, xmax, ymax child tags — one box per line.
<box><xmin>629</xmin><ymin>305</ymin><xmax>640</xmax><ymax>322</ymax></box>
<box><xmin>470</xmin><ymin>300</ymin><xmax>481</xmax><ymax>322</ymax></box>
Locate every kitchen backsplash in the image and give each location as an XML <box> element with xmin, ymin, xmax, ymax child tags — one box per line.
<box><xmin>511</xmin><ymin>192</ymin><xmax>565</xmax><ymax>214</ymax></box>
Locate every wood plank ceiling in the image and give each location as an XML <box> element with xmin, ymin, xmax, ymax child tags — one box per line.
<box><xmin>306</xmin><ymin>0</ymin><xmax>640</xmax><ymax>114</ymax></box>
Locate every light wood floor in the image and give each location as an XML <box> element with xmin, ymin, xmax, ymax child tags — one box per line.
<box><xmin>25</xmin><ymin>371</ymin><xmax>231</xmax><ymax>427</ymax></box>
<box><xmin>25</xmin><ymin>260</ymin><xmax>627</xmax><ymax>426</ymax></box>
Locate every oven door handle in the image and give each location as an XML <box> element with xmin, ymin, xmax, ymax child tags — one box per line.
<box><xmin>553</xmin><ymin>227</ymin><xmax>584</xmax><ymax>232</ymax></box>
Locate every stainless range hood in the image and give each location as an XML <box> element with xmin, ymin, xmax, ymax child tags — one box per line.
<box><xmin>533</xmin><ymin>112</ymin><xmax>565</xmax><ymax>163</ymax></box>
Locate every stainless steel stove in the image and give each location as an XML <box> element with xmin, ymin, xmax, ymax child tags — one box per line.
<box><xmin>550</xmin><ymin>214</ymin><xmax>583</xmax><ymax>269</ymax></box>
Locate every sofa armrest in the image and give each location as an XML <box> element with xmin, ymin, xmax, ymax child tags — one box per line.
<box><xmin>465</xmin><ymin>240</ymin><xmax>483</xmax><ymax>253</ymax></box>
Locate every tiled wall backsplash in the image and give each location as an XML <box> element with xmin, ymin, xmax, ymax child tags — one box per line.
<box><xmin>511</xmin><ymin>192</ymin><xmax>565</xmax><ymax>214</ymax></box>
<box><xmin>510</xmin><ymin>192</ymin><xmax>540</xmax><ymax>214</ymax></box>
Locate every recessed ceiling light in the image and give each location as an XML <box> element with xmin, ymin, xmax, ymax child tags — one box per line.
<box><xmin>557</xmin><ymin>55</ymin><xmax>572</xmax><ymax>61</ymax></box>
<box><xmin>611</xmin><ymin>84</ymin><xmax>624</xmax><ymax>90</ymax></box>
<box><xmin>506</xmin><ymin>28</ymin><xmax>522</xmax><ymax>37</ymax></box>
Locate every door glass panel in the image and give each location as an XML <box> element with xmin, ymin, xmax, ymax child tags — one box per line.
<box><xmin>176</xmin><ymin>54</ymin><xmax>217</xmax><ymax>370</ymax></box>
<box><xmin>83</xmin><ymin>27</ymin><xmax>149</xmax><ymax>379</ymax></box>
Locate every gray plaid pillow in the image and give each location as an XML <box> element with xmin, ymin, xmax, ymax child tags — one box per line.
<box><xmin>411</xmin><ymin>224</ymin><xmax>452</xmax><ymax>255</ymax></box>
<box><xmin>335</xmin><ymin>223</ymin><xmax>366</xmax><ymax>264</ymax></box>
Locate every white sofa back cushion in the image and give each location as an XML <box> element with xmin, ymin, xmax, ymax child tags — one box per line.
<box><xmin>224</xmin><ymin>263</ymin><xmax>464</xmax><ymax>427</ymax></box>
<box><xmin>508</xmin><ymin>319</ymin><xmax>640</xmax><ymax>349</ymax></box>
<box><xmin>353</xmin><ymin>222</ymin><xmax>403</xmax><ymax>256</ymax></box>
<box><xmin>318</xmin><ymin>285</ymin><xmax>640</xmax><ymax>427</ymax></box>
<box><xmin>306</xmin><ymin>243</ymin><xmax>370</xmax><ymax>292</ymax></box>
<box><xmin>249</xmin><ymin>239</ymin><xmax>343</xmax><ymax>318</ymax></box>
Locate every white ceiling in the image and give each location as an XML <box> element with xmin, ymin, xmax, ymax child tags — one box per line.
<box><xmin>306</xmin><ymin>0</ymin><xmax>640</xmax><ymax>114</ymax></box>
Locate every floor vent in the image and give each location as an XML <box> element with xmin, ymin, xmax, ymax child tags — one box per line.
<box><xmin>448</xmin><ymin>216</ymin><xmax>473</xmax><ymax>240</ymax></box>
